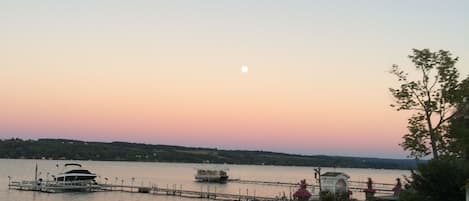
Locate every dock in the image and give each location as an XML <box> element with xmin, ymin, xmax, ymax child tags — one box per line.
<box><xmin>8</xmin><ymin>180</ymin><xmax>306</xmax><ymax>201</ymax></box>
<box><xmin>228</xmin><ymin>179</ymin><xmax>396</xmax><ymax>193</ymax></box>
<box><xmin>8</xmin><ymin>178</ymin><xmax>398</xmax><ymax>201</ymax></box>
<box><xmin>8</xmin><ymin>180</ymin><xmax>102</xmax><ymax>193</ymax></box>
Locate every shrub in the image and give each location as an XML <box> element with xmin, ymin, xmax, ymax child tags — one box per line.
<box><xmin>400</xmin><ymin>159</ymin><xmax>469</xmax><ymax>201</ymax></box>
<box><xmin>319</xmin><ymin>191</ymin><xmax>351</xmax><ymax>201</ymax></box>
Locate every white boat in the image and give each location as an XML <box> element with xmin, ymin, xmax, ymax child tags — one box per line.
<box><xmin>54</xmin><ymin>163</ymin><xmax>97</xmax><ymax>182</ymax></box>
<box><xmin>195</xmin><ymin>168</ymin><xmax>229</xmax><ymax>183</ymax></box>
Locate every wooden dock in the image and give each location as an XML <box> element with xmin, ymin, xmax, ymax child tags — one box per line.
<box><xmin>8</xmin><ymin>179</ymin><xmax>396</xmax><ymax>201</ymax></box>
<box><xmin>8</xmin><ymin>180</ymin><xmax>103</xmax><ymax>193</ymax></box>
<box><xmin>228</xmin><ymin>179</ymin><xmax>395</xmax><ymax>193</ymax></box>
<box><xmin>228</xmin><ymin>179</ymin><xmax>306</xmax><ymax>187</ymax></box>
<box><xmin>8</xmin><ymin>180</ymin><xmax>304</xmax><ymax>201</ymax></box>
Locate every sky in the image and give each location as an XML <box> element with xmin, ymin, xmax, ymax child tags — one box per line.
<box><xmin>1</xmin><ymin>0</ymin><xmax>468</xmax><ymax>159</ymax></box>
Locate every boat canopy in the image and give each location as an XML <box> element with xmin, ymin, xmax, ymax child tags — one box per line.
<box><xmin>64</xmin><ymin>163</ymin><xmax>82</xmax><ymax>167</ymax></box>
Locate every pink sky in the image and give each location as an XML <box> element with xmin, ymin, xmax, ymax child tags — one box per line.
<box><xmin>1</xmin><ymin>1</ymin><xmax>469</xmax><ymax>158</ymax></box>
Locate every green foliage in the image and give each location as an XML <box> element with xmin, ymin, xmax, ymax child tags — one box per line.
<box><xmin>398</xmin><ymin>190</ymin><xmax>427</xmax><ymax>201</ymax></box>
<box><xmin>389</xmin><ymin>49</ymin><xmax>466</xmax><ymax>159</ymax></box>
<box><xmin>319</xmin><ymin>191</ymin><xmax>351</xmax><ymax>201</ymax></box>
<box><xmin>447</xmin><ymin>115</ymin><xmax>469</xmax><ymax>159</ymax></box>
<box><xmin>447</xmin><ymin>76</ymin><xmax>469</xmax><ymax>159</ymax></box>
<box><xmin>0</xmin><ymin>138</ymin><xmax>418</xmax><ymax>169</ymax></box>
<box><xmin>400</xmin><ymin>159</ymin><xmax>469</xmax><ymax>201</ymax></box>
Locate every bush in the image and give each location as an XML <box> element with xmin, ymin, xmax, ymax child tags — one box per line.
<box><xmin>319</xmin><ymin>191</ymin><xmax>351</xmax><ymax>201</ymax></box>
<box><xmin>399</xmin><ymin>189</ymin><xmax>426</xmax><ymax>201</ymax></box>
<box><xmin>400</xmin><ymin>159</ymin><xmax>469</xmax><ymax>201</ymax></box>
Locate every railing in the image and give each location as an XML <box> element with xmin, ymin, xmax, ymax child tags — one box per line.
<box><xmin>8</xmin><ymin>178</ymin><xmax>398</xmax><ymax>201</ymax></box>
<box><xmin>348</xmin><ymin>180</ymin><xmax>395</xmax><ymax>192</ymax></box>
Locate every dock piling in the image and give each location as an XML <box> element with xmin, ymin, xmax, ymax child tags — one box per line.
<box><xmin>246</xmin><ymin>188</ymin><xmax>249</xmax><ymax>201</ymax></box>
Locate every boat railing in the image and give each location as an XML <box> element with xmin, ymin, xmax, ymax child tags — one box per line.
<box><xmin>16</xmin><ymin>180</ymin><xmax>97</xmax><ymax>187</ymax></box>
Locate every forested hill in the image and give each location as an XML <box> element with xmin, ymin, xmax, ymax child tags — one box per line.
<box><xmin>0</xmin><ymin>138</ymin><xmax>419</xmax><ymax>170</ymax></box>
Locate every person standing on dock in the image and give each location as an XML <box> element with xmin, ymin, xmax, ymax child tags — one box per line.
<box><xmin>364</xmin><ymin>178</ymin><xmax>376</xmax><ymax>201</ymax></box>
<box><xmin>392</xmin><ymin>178</ymin><xmax>402</xmax><ymax>196</ymax></box>
<box><xmin>366</xmin><ymin>178</ymin><xmax>374</xmax><ymax>192</ymax></box>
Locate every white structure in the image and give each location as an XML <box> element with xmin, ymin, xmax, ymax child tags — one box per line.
<box><xmin>320</xmin><ymin>172</ymin><xmax>350</xmax><ymax>193</ymax></box>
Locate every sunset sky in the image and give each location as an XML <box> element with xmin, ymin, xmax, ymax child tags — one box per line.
<box><xmin>1</xmin><ymin>0</ymin><xmax>468</xmax><ymax>158</ymax></box>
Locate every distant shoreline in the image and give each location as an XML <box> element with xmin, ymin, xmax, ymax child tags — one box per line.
<box><xmin>0</xmin><ymin>138</ymin><xmax>421</xmax><ymax>170</ymax></box>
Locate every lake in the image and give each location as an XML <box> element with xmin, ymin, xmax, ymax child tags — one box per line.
<box><xmin>0</xmin><ymin>159</ymin><xmax>410</xmax><ymax>201</ymax></box>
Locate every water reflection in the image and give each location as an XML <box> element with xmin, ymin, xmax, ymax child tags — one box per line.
<box><xmin>0</xmin><ymin>159</ymin><xmax>409</xmax><ymax>201</ymax></box>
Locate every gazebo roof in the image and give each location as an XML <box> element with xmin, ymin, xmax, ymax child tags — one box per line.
<box><xmin>321</xmin><ymin>172</ymin><xmax>350</xmax><ymax>178</ymax></box>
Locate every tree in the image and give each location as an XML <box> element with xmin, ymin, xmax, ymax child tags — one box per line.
<box><xmin>389</xmin><ymin>49</ymin><xmax>464</xmax><ymax>160</ymax></box>
<box><xmin>447</xmin><ymin>76</ymin><xmax>469</xmax><ymax>159</ymax></box>
<box><xmin>399</xmin><ymin>160</ymin><xmax>469</xmax><ymax>201</ymax></box>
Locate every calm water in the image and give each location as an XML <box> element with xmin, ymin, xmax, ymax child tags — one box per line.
<box><xmin>0</xmin><ymin>159</ymin><xmax>409</xmax><ymax>201</ymax></box>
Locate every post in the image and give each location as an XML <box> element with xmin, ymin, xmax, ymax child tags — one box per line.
<box><xmin>246</xmin><ymin>188</ymin><xmax>249</xmax><ymax>201</ymax></box>
<box><xmin>64</xmin><ymin>172</ymin><xmax>67</xmax><ymax>185</ymax></box>
<box><xmin>466</xmin><ymin>179</ymin><xmax>468</xmax><ymax>201</ymax></box>
<box><xmin>314</xmin><ymin>167</ymin><xmax>322</xmax><ymax>193</ymax></box>
<box><xmin>8</xmin><ymin>176</ymin><xmax>11</xmax><ymax>189</ymax></box>
<box><xmin>34</xmin><ymin>163</ymin><xmax>38</xmax><ymax>189</ymax></box>
<box><xmin>466</xmin><ymin>187</ymin><xmax>468</xmax><ymax>201</ymax></box>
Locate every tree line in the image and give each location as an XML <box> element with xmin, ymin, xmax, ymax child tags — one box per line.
<box><xmin>0</xmin><ymin>138</ymin><xmax>418</xmax><ymax>169</ymax></box>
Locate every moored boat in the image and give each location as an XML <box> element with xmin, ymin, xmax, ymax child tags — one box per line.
<box><xmin>54</xmin><ymin>163</ymin><xmax>97</xmax><ymax>182</ymax></box>
<box><xmin>195</xmin><ymin>168</ymin><xmax>229</xmax><ymax>183</ymax></box>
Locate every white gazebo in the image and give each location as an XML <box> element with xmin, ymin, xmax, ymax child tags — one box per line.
<box><xmin>320</xmin><ymin>172</ymin><xmax>350</xmax><ymax>193</ymax></box>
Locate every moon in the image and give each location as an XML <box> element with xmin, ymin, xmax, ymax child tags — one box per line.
<box><xmin>241</xmin><ymin>65</ymin><xmax>249</xmax><ymax>73</ymax></box>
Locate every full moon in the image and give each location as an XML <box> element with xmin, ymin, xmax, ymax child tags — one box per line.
<box><xmin>241</xmin><ymin>65</ymin><xmax>249</xmax><ymax>73</ymax></box>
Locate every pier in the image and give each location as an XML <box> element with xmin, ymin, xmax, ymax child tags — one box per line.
<box><xmin>8</xmin><ymin>178</ymin><xmax>397</xmax><ymax>201</ymax></box>
<box><xmin>8</xmin><ymin>180</ymin><xmax>298</xmax><ymax>201</ymax></box>
<box><xmin>228</xmin><ymin>179</ymin><xmax>395</xmax><ymax>193</ymax></box>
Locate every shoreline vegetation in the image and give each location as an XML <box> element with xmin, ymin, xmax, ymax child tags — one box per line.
<box><xmin>0</xmin><ymin>138</ymin><xmax>419</xmax><ymax>170</ymax></box>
